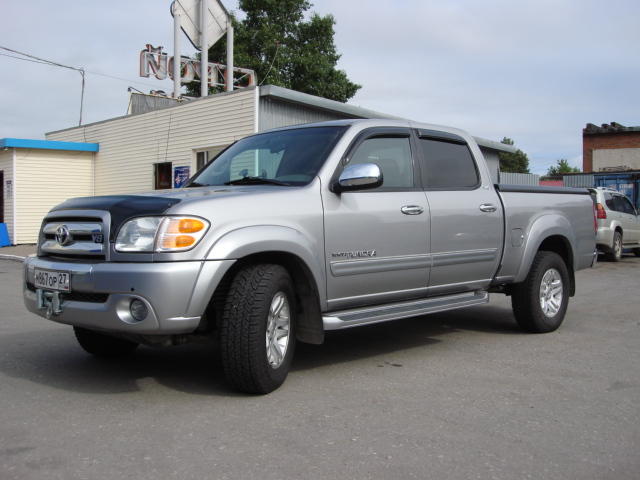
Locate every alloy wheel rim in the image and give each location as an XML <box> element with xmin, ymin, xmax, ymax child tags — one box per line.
<box><xmin>539</xmin><ymin>268</ymin><xmax>563</xmax><ymax>318</ymax></box>
<box><xmin>615</xmin><ymin>237</ymin><xmax>622</xmax><ymax>258</ymax></box>
<box><xmin>265</xmin><ymin>292</ymin><xmax>290</xmax><ymax>369</ymax></box>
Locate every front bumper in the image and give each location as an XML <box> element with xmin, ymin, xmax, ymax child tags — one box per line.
<box><xmin>24</xmin><ymin>256</ymin><xmax>235</xmax><ymax>335</ymax></box>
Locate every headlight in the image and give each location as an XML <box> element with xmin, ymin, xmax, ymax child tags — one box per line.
<box><xmin>115</xmin><ymin>216</ymin><xmax>209</xmax><ymax>253</ymax></box>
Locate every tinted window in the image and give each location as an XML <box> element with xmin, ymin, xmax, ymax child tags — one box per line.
<box><xmin>604</xmin><ymin>192</ymin><xmax>615</xmax><ymax>210</ymax></box>
<box><xmin>348</xmin><ymin>137</ymin><xmax>414</xmax><ymax>188</ymax></box>
<box><xmin>419</xmin><ymin>138</ymin><xmax>479</xmax><ymax>189</ymax></box>
<box><xmin>619</xmin><ymin>196</ymin><xmax>636</xmax><ymax>215</ymax></box>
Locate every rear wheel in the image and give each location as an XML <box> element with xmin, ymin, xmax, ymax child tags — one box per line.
<box><xmin>607</xmin><ymin>231</ymin><xmax>623</xmax><ymax>262</ymax></box>
<box><xmin>511</xmin><ymin>251</ymin><xmax>570</xmax><ymax>333</ymax></box>
<box><xmin>73</xmin><ymin>327</ymin><xmax>139</xmax><ymax>357</ymax></box>
<box><xmin>219</xmin><ymin>264</ymin><xmax>296</xmax><ymax>394</ymax></box>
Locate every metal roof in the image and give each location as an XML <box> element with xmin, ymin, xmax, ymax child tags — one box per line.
<box><xmin>0</xmin><ymin>138</ymin><xmax>99</xmax><ymax>152</ymax></box>
<box><xmin>260</xmin><ymin>85</ymin><xmax>517</xmax><ymax>154</ymax></box>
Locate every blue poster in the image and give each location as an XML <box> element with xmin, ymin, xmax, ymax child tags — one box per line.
<box><xmin>173</xmin><ymin>166</ymin><xmax>190</xmax><ymax>188</ymax></box>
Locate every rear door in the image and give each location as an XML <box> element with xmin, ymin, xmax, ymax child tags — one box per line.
<box><xmin>322</xmin><ymin>128</ymin><xmax>430</xmax><ymax>310</ymax></box>
<box><xmin>415</xmin><ymin>130</ymin><xmax>503</xmax><ymax>295</ymax></box>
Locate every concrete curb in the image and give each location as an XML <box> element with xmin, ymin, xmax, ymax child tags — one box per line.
<box><xmin>0</xmin><ymin>254</ymin><xmax>26</xmax><ymax>263</ymax></box>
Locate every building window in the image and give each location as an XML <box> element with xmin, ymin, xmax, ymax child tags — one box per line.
<box><xmin>196</xmin><ymin>151</ymin><xmax>207</xmax><ymax>171</ymax></box>
<box><xmin>154</xmin><ymin>162</ymin><xmax>172</xmax><ymax>189</ymax></box>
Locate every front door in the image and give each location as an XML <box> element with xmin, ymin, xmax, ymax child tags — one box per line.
<box><xmin>322</xmin><ymin>130</ymin><xmax>430</xmax><ymax>310</ymax></box>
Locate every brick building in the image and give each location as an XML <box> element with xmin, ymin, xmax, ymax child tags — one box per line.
<box><xmin>583</xmin><ymin>122</ymin><xmax>640</xmax><ymax>172</ymax></box>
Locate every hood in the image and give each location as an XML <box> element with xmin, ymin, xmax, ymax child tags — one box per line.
<box><xmin>49</xmin><ymin>185</ymin><xmax>296</xmax><ymax>240</ymax></box>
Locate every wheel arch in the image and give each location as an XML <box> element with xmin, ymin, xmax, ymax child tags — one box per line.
<box><xmin>514</xmin><ymin>215</ymin><xmax>578</xmax><ymax>295</ymax></box>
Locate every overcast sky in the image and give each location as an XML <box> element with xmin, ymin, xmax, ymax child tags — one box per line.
<box><xmin>2</xmin><ymin>0</ymin><xmax>639</xmax><ymax>174</ymax></box>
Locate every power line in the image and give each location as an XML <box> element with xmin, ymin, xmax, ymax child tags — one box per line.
<box><xmin>0</xmin><ymin>45</ymin><xmax>86</xmax><ymax>125</ymax></box>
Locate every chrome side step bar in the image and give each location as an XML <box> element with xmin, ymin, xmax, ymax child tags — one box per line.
<box><xmin>323</xmin><ymin>291</ymin><xmax>489</xmax><ymax>330</ymax></box>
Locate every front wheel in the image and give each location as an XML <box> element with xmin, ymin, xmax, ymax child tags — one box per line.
<box><xmin>73</xmin><ymin>327</ymin><xmax>139</xmax><ymax>357</ymax></box>
<box><xmin>511</xmin><ymin>251</ymin><xmax>570</xmax><ymax>333</ymax></box>
<box><xmin>219</xmin><ymin>264</ymin><xmax>296</xmax><ymax>394</ymax></box>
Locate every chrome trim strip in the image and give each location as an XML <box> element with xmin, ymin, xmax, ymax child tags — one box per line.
<box><xmin>40</xmin><ymin>241</ymin><xmax>104</xmax><ymax>256</ymax></box>
<box><xmin>431</xmin><ymin>249</ymin><xmax>497</xmax><ymax>267</ymax></box>
<box><xmin>43</xmin><ymin>222</ymin><xmax>102</xmax><ymax>235</ymax></box>
<box><xmin>323</xmin><ymin>291</ymin><xmax>489</xmax><ymax>330</ymax></box>
<box><xmin>330</xmin><ymin>254</ymin><xmax>430</xmax><ymax>277</ymax></box>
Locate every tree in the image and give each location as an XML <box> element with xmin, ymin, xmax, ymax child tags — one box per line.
<box><xmin>498</xmin><ymin>137</ymin><xmax>530</xmax><ymax>173</ymax></box>
<box><xmin>186</xmin><ymin>0</ymin><xmax>361</xmax><ymax>102</ymax></box>
<box><xmin>546</xmin><ymin>159</ymin><xmax>581</xmax><ymax>176</ymax></box>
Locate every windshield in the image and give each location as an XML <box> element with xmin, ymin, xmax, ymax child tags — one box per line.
<box><xmin>187</xmin><ymin>126</ymin><xmax>347</xmax><ymax>187</ymax></box>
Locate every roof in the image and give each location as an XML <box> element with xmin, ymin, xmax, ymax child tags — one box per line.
<box><xmin>0</xmin><ymin>138</ymin><xmax>99</xmax><ymax>152</ymax></box>
<box><xmin>260</xmin><ymin>86</ymin><xmax>517</xmax><ymax>154</ymax></box>
<box><xmin>583</xmin><ymin>122</ymin><xmax>640</xmax><ymax>135</ymax></box>
<box><xmin>260</xmin><ymin>85</ymin><xmax>402</xmax><ymax>120</ymax></box>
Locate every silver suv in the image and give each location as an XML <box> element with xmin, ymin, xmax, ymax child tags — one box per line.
<box><xmin>589</xmin><ymin>187</ymin><xmax>640</xmax><ymax>261</ymax></box>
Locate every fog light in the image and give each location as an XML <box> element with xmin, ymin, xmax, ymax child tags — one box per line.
<box><xmin>130</xmin><ymin>299</ymin><xmax>148</xmax><ymax>322</ymax></box>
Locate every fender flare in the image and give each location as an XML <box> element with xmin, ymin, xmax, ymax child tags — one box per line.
<box><xmin>514</xmin><ymin>214</ymin><xmax>577</xmax><ymax>284</ymax></box>
<box><xmin>206</xmin><ymin>225</ymin><xmax>326</xmax><ymax>300</ymax></box>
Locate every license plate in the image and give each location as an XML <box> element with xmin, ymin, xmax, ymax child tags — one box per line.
<box><xmin>34</xmin><ymin>269</ymin><xmax>71</xmax><ymax>292</ymax></box>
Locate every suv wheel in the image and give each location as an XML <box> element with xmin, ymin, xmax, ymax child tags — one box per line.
<box><xmin>511</xmin><ymin>251</ymin><xmax>570</xmax><ymax>333</ymax></box>
<box><xmin>607</xmin><ymin>231</ymin><xmax>623</xmax><ymax>262</ymax></box>
<box><xmin>74</xmin><ymin>327</ymin><xmax>139</xmax><ymax>357</ymax></box>
<box><xmin>219</xmin><ymin>264</ymin><xmax>296</xmax><ymax>394</ymax></box>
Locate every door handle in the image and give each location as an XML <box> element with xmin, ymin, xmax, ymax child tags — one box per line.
<box><xmin>401</xmin><ymin>205</ymin><xmax>424</xmax><ymax>215</ymax></box>
<box><xmin>479</xmin><ymin>203</ymin><xmax>497</xmax><ymax>212</ymax></box>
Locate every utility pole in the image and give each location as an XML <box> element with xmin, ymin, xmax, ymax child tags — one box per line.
<box><xmin>172</xmin><ymin>2</ymin><xmax>181</xmax><ymax>98</ymax></box>
<box><xmin>200</xmin><ymin>0</ymin><xmax>208</xmax><ymax>97</ymax></box>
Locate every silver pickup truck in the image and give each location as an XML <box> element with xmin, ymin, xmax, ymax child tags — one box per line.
<box><xmin>24</xmin><ymin>119</ymin><xmax>597</xmax><ymax>393</ymax></box>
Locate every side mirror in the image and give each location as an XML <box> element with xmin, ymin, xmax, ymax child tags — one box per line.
<box><xmin>333</xmin><ymin>163</ymin><xmax>383</xmax><ymax>193</ymax></box>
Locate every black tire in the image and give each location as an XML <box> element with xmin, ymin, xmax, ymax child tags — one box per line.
<box><xmin>219</xmin><ymin>264</ymin><xmax>296</xmax><ymax>394</ymax></box>
<box><xmin>73</xmin><ymin>327</ymin><xmax>139</xmax><ymax>357</ymax></box>
<box><xmin>633</xmin><ymin>248</ymin><xmax>640</xmax><ymax>257</ymax></box>
<box><xmin>511</xmin><ymin>251</ymin><xmax>570</xmax><ymax>333</ymax></box>
<box><xmin>606</xmin><ymin>231</ymin><xmax>623</xmax><ymax>262</ymax></box>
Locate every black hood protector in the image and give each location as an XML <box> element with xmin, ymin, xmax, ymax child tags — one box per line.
<box><xmin>50</xmin><ymin>195</ymin><xmax>181</xmax><ymax>240</ymax></box>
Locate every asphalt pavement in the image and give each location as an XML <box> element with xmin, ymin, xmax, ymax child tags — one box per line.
<box><xmin>1</xmin><ymin>255</ymin><xmax>639</xmax><ymax>479</ymax></box>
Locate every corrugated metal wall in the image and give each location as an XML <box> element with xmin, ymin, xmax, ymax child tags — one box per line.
<box><xmin>47</xmin><ymin>88</ymin><xmax>256</xmax><ymax>195</ymax></box>
<box><xmin>499</xmin><ymin>172</ymin><xmax>540</xmax><ymax>186</ymax></box>
<box><xmin>14</xmin><ymin>149</ymin><xmax>94</xmax><ymax>244</ymax></box>
<box><xmin>259</xmin><ymin>97</ymin><xmax>353</xmax><ymax>131</ymax></box>
<box><xmin>0</xmin><ymin>150</ymin><xmax>14</xmax><ymax>243</ymax></box>
<box><xmin>563</xmin><ymin>174</ymin><xmax>595</xmax><ymax>187</ymax></box>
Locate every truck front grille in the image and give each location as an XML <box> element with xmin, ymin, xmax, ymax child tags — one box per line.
<box><xmin>40</xmin><ymin>218</ymin><xmax>106</xmax><ymax>259</ymax></box>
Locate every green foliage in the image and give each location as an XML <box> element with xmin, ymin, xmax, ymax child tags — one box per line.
<box><xmin>498</xmin><ymin>137</ymin><xmax>530</xmax><ymax>173</ymax></box>
<box><xmin>186</xmin><ymin>0</ymin><xmax>361</xmax><ymax>102</ymax></box>
<box><xmin>546</xmin><ymin>159</ymin><xmax>581</xmax><ymax>176</ymax></box>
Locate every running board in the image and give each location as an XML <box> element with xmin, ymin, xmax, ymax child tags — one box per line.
<box><xmin>323</xmin><ymin>291</ymin><xmax>489</xmax><ymax>330</ymax></box>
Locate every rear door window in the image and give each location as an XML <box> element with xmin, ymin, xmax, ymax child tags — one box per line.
<box><xmin>418</xmin><ymin>138</ymin><xmax>479</xmax><ymax>189</ymax></box>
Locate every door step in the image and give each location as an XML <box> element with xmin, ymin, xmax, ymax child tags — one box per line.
<box><xmin>323</xmin><ymin>291</ymin><xmax>489</xmax><ymax>330</ymax></box>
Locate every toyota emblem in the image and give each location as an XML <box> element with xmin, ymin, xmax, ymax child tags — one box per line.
<box><xmin>55</xmin><ymin>225</ymin><xmax>72</xmax><ymax>246</ymax></box>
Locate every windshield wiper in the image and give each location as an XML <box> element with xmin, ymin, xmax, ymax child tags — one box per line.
<box><xmin>185</xmin><ymin>181</ymin><xmax>207</xmax><ymax>188</ymax></box>
<box><xmin>224</xmin><ymin>177</ymin><xmax>291</xmax><ymax>186</ymax></box>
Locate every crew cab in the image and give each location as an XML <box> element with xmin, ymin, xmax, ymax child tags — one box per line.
<box><xmin>24</xmin><ymin>119</ymin><xmax>597</xmax><ymax>393</ymax></box>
